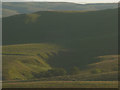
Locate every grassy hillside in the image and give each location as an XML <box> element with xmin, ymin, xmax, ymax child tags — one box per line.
<box><xmin>88</xmin><ymin>55</ymin><xmax>118</xmax><ymax>72</ymax></box>
<box><xmin>40</xmin><ymin>71</ymin><xmax>118</xmax><ymax>81</ymax></box>
<box><xmin>3</xmin><ymin>9</ymin><xmax>118</xmax><ymax>70</ymax></box>
<box><xmin>34</xmin><ymin>55</ymin><xmax>118</xmax><ymax>81</ymax></box>
<box><xmin>3</xmin><ymin>43</ymin><xmax>118</xmax><ymax>81</ymax></box>
<box><xmin>2</xmin><ymin>43</ymin><xmax>64</xmax><ymax>80</ymax></box>
<box><xmin>2</xmin><ymin>2</ymin><xmax>118</xmax><ymax>17</ymax></box>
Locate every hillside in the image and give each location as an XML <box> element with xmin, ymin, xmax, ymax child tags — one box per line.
<box><xmin>3</xmin><ymin>46</ymin><xmax>118</xmax><ymax>81</ymax></box>
<box><xmin>2</xmin><ymin>44</ymin><xmax>64</xmax><ymax>80</ymax></box>
<box><xmin>88</xmin><ymin>55</ymin><xmax>118</xmax><ymax>72</ymax></box>
<box><xmin>2</xmin><ymin>2</ymin><xmax>118</xmax><ymax>17</ymax></box>
<box><xmin>3</xmin><ymin>8</ymin><xmax>118</xmax><ymax>70</ymax></box>
<box><xmin>3</xmin><ymin>9</ymin><xmax>118</xmax><ymax>81</ymax></box>
<box><xmin>36</xmin><ymin>55</ymin><xmax>118</xmax><ymax>81</ymax></box>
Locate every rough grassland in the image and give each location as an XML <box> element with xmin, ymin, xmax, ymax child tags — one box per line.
<box><xmin>3</xmin><ymin>81</ymin><xmax>118</xmax><ymax>88</ymax></box>
<box><xmin>2</xmin><ymin>43</ymin><xmax>118</xmax><ymax>81</ymax></box>
<box><xmin>2</xmin><ymin>43</ymin><xmax>64</xmax><ymax>80</ymax></box>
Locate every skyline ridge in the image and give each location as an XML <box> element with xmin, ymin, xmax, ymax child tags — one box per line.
<box><xmin>2</xmin><ymin>0</ymin><xmax>119</xmax><ymax>3</ymax></box>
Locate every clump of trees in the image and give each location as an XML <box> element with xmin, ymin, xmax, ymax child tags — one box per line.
<box><xmin>91</xmin><ymin>69</ymin><xmax>102</xmax><ymax>74</ymax></box>
<box><xmin>33</xmin><ymin>66</ymin><xmax>82</xmax><ymax>79</ymax></box>
<box><xmin>70</xmin><ymin>66</ymin><xmax>81</xmax><ymax>75</ymax></box>
<box><xmin>33</xmin><ymin>68</ymin><xmax>67</xmax><ymax>78</ymax></box>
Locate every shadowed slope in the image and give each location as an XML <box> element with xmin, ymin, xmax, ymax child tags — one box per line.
<box><xmin>3</xmin><ymin>8</ymin><xmax>118</xmax><ymax>72</ymax></box>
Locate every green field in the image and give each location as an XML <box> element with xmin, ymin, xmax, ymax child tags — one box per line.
<box><xmin>3</xmin><ymin>81</ymin><xmax>118</xmax><ymax>88</ymax></box>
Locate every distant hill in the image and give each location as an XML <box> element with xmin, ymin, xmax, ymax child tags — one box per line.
<box><xmin>2</xmin><ymin>2</ymin><xmax>118</xmax><ymax>17</ymax></box>
<box><xmin>3</xmin><ymin>8</ymin><xmax>19</xmax><ymax>17</ymax></box>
